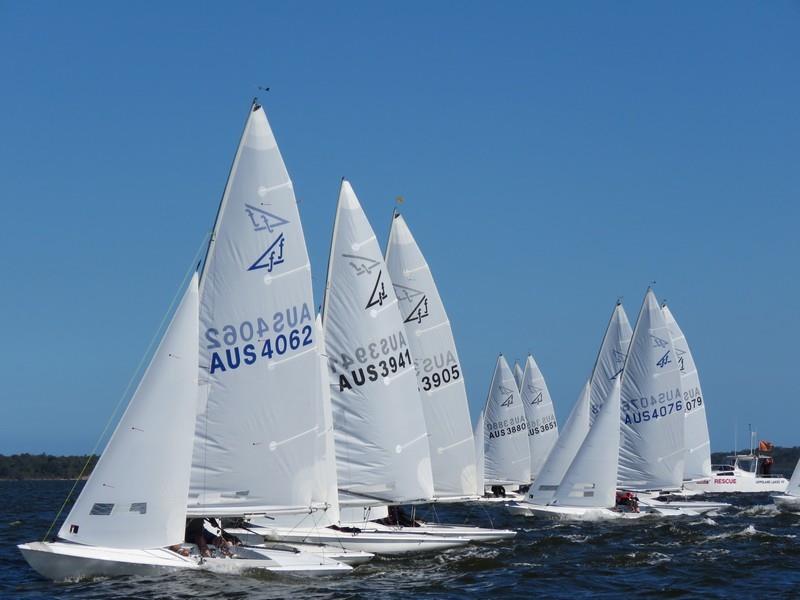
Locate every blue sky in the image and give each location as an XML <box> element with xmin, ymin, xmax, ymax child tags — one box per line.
<box><xmin>1</xmin><ymin>1</ymin><xmax>797</xmax><ymax>455</ymax></box>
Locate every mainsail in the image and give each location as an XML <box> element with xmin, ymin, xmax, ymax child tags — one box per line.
<box><xmin>482</xmin><ymin>355</ymin><xmax>531</xmax><ymax>485</ymax></box>
<box><xmin>59</xmin><ymin>275</ymin><xmax>199</xmax><ymax>549</ymax></box>
<box><xmin>519</xmin><ymin>354</ymin><xmax>559</xmax><ymax>480</ymax></box>
<box><xmin>385</xmin><ymin>212</ymin><xmax>476</xmax><ymax>499</ymax></box>
<box><xmin>323</xmin><ymin>180</ymin><xmax>434</xmax><ymax>505</ymax></box>
<box><xmin>663</xmin><ymin>303</ymin><xmax>712</xmax><ymax>479</ymax></box>
<box><xmin>527</xmin><ymin>301</ymin><xmax>630</xmax><ymax>504</ymax></box>
<box><xmin>190</xmin><ymin>103</ymin><xmax>322</xmax><ymax>515</ymax></box>
<box><xmin>618</xmin><ymin>289</ymin><xmax>685</xmax><ymax>490</ymax></box>
<box><xmin>553</xmin><ymin>378</ymin><xmax>621</xmax><ymax>508</ymax></box>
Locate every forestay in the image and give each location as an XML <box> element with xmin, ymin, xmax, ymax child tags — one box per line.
<box><xmin>663</xmin><ymin>304</ymin><xmax>711</xmax><ymax>480</ymax></box>
<box><xmin>528</xmin><ymin>382</ymin><xmax>590</xmax><ymax>504</ymax></box>
<box><xmin>190</xmin><ymin>104</ymin><xmax>322</xmax><ymax>515</ymax></box>
<box><xmin>589</xmin><ymin>302</ymin><xmax>632</xmax><ymax>425</ymax></box>
<box><xmin>59</xmin><ymin>275</ymin><xmax>199</xmax><ymax>549</ymax></box>
<box><xmin>618</xmin><ymin>289</ymin><xmax>685</xmax><ymax>491</ymax></box>
<box><xmin>323</xmin><ymin>180</ymin><xmax>434</xmax><ymax>505</ymax></box>
<box><xmin>385</xmin><ymin>213</ymin><xmax>476</xmax><ymax>499</ymax></box>
<box><xmin>520</xmin><ymin>355</ymin><xmax>559</xmax><ymax>480</ymax></box>
<box><xmin>553</xmin><ymin>378</ymin><xmax>621</xmax><ymax>508</ymax></box>
<box><xmin>483</xmin><ymin>355</ymin><xmax>531</xmax><ymax>485</ymax></box>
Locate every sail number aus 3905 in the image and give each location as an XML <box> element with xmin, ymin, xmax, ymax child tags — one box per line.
<box><xmin>421</xmin><ymin>365</ymin><xmax>460</xmax><ymax>391</ymax></box>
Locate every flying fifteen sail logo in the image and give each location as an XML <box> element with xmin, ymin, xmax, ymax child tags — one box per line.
<box><xmin>656</xmin><ymin>350</ymin><xmax>671</xmax><ymax>368</ymax></box>
<box><xmin>248</xmin><ymin>233</ymin><xmax>286</xmax><ymax>272</ymax></box>
<box><xmin>366</xmin><ymin>271</ymin><xmax>389</xmax><ymax>309</ymax></box>
<box><xmin>244</xmin><ymin>204</ymin><xmax>290</xmax><ymax>233</ymax></box>
<box><xmin>650</xmin><ymin>335</ymin><xmax>669</xmax><ymax>349</ymax></box>
<box><xmin>343</xmin><ymin>254</ymin><xmax>381</xmax><ymax>276</ymax></box>
<box><xmin>393</xmin><ymin>284</ymin><xmax>429</xmax><ymax>324</ymax></box>
<box><xmin>613</xmin><ymin>349</ymin><xmax>626</xmax><ymax>364</ymax></box>
<box><xmin>499</xmin><ymin>384</ymin><xmax>515</xmax><ymax>407</ymax></box>
<box><xmin>676</xmin><ymin>347</ymin><xmax>687</xmax><ymax>372</ymax></box>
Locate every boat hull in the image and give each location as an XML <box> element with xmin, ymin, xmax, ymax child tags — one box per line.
<box><xmin>505</xmin><ymin>503</ymin><xmax>643</xmax><ymax>521</ymax></box>
<box><xmin>19</xmin><ymin>541</ymin><xmax>351</xmax><ymax>581</ymax></box>
<box><xmin>351</xmin><ymin>521</ymin><xmax>516</xmax><ymax>542</ymax></box>
<box><xmin>232</xmin><ymin>526</ymin><xmax>469</xmax><ymax>555</ymax></box>
<box><xmin>773</xmin><ymin>494</ymin><xmax>800</xmax><ymax>513</ymax></box>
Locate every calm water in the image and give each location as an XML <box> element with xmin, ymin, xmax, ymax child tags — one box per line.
<box><xmin>2</xmin><ymin>481</ymin><xmax>799</xmax><ymax>599</ymax></box>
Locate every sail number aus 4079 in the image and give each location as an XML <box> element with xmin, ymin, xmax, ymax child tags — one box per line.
<box><xmin>421</xmin><ymin>365</ymin><xmax>460</xmax><ymax>391</ymax></box>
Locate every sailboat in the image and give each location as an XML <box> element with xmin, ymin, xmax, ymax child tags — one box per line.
<box><xmin>242</xmin><ymin>181</ymin><xmax>469</xmax><ymax>555</ymax></box>
<box><xmin>376</xmin><ymin>211</ymin><xmax>514</xmax><ymax>541</ymax></box>
<box><xmin>510</xmin><ymin>302</ymin><xmax>631</xmax><ymax>513</ymax></box>
<box><xmin>479</xmin><ymin>355</ymin><xmax>530</xmax><ymax>500</ymax></box>
<box><xmin>519</xmin><ymin>354</ymin><xmax>559</xmax><ymax>481</ymax></box>
<box><xmin>616</xmin><ymin>290</ymin><xmax>726</xmax><ymax>515</ymax></box>
<box><xmin>19</xmin><ymin>102</ymin><xmax>353</xmax><ymax>579</ymax></box>
<box><xmin>773</xmin><ymin>458</ymin><xmax>800</xmax><ymax>512</ymax></box>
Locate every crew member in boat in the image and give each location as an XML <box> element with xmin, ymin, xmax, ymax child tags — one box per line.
<box><xmin>490</xmin><ymin>485</ymin><xmax>507</xmax><ymax>498</ymax></box>
<box><xmin>615</xmin><ymin>491</ymin><xmax>639</xmax><ymax>513</ymax></box>
<box><xmin>184</xmin><ymin>518</ymin><xmax>240</xmax><ymax>557</ymax></box>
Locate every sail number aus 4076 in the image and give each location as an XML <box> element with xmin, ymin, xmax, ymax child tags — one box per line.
<box><xmin>421</xmin><ymin>365</ymin><xmax>460</xmax><ymax>391</ymax></box>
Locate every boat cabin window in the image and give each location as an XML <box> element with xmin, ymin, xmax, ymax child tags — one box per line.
<box><xmin>735</xmin><ymin>457</ymin><xmax>757</xmax><ymax>473</ymax></box>
<box><xmin>89</xmin><ymin>503</ymin><xmax>114</xmax><ymax>516</ymax></box>
<box><xmin>129</xmin><ymin>503</ymin><xmax>147</xmax><ymax>514</ymax></box>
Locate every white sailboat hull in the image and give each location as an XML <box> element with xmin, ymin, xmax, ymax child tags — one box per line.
<box><xmin>505</xmin><ymin>503</ymin><xmax>644</xmax><ymax>520</ymax></box>
<box><xmin>347</xmin><ymin>520</ymin><xmax>516</xmax><ymax>542</ymax></box>
<box><xmin>773</xmin><ymin>494</ymin><xmax>800</xmax><ymax>513</ymax></box>
<box><xmin>232</xmin><ymin>525</ymin><xmax>469</xmax><ymax>555</ymax></box>
<box><xmin>637</xmin><ymin>496</ymin><xmax>729</xmax><ymax>515</ymax></box>
<box><xmin>19</xmin><ymin>541</ymin><xmax>351</xmax><ymax>581</ymax></box>
<box><xmin>684</xmin><ymin>472</ymin><xmax>788</xmax><ymax>494</ymax></box>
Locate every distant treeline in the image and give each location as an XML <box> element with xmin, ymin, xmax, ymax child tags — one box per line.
<box><xmin>1</xmin><ymin>448</ymin><xmax>798</xmax><ymax>480</ymax></box>
<box><xmin>0</xmin><ymin>454</ymin><xmax>97</xmax><ymax>480</ymax></box>
<box><xmin>710</xmin><ymin>446</ymin><xmax>799</xmax><ymax>476</ymax></box>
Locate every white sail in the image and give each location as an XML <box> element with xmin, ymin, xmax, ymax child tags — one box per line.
<box><xmin>513</xmin><ymin>360</ymin><xmax>524</xmax><ymax>390</ymax></box>
<box><xmin>323</xmin><ymin>180</ymin><xmax>434</xmax><ymax>505</ymax></box>
<box><xmin>385</xmin><ymin>213</ymin><xmax>476</xmax><ymax>499</ymax></box>
<box><xmin>618</xmin><ymin>289</ymin><xmax>685</xmax><ymax>490</ymax></box>
<box><xmin>663</xmin><ymin>303</ymin><xmax>712</xmax><ymax>479</ymax></box>
<box><xmin>312</xmin><ymin>314</ymin><xmax>340</xmax><ymax>525</ymax></box>
<box><xmin>553</xmin><ymin>378</ymin><xmax>621</xmax><ymax>508</ymax></box>
<box><xmin>482</xmin><ymin>355</ymin><xmax>531</xmax><ymax>485</ymax></box>
<box><xmin>190</xmin><ymin>104</ymin><xmax>321</xmax><ymax>515</ymax></box>
<box><xmin>589</xmin><ymin>302</ymin><xmax>632</xmax><ymax>425</ymax></box>
<box><xmin>527</xmin><ymin>381</ymin><xmax>590</xmax><ymax>504</ymax></box>
<box><xmin>474</xmin><ymin>410</ymin><xmax>485</xmax><ymax>495</ymax></box>
<box><xmin>787</xmin><ymin>458</ymin><xmax>800</xmax><ymax>496</ymax></box>
<box><xmin>520</xmin><ymin>354</ymin><xmax>559</xmax><ymax>480</ymax></box>
<box><xmin>59</xmin><ymin>275</ymin><xmax>199</xmax><ymax>549</ymax></box>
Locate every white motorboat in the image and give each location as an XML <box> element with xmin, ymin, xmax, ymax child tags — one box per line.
<box><xmin>685</xmin><ymin>453</ymin><xmax>789</xmax><ymax>494</ymax></box>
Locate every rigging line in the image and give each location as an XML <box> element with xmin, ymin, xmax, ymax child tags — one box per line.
<box><xmin>42</xmin><ymin>231</ymin><xmax>210</xmax><ymax>542</ymax></box>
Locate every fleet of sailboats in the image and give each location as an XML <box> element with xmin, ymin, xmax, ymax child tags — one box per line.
<box><xmin>19</xmin><ymin>101</ymin><xmax>794</xmax><ymax>582</ymax></box>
